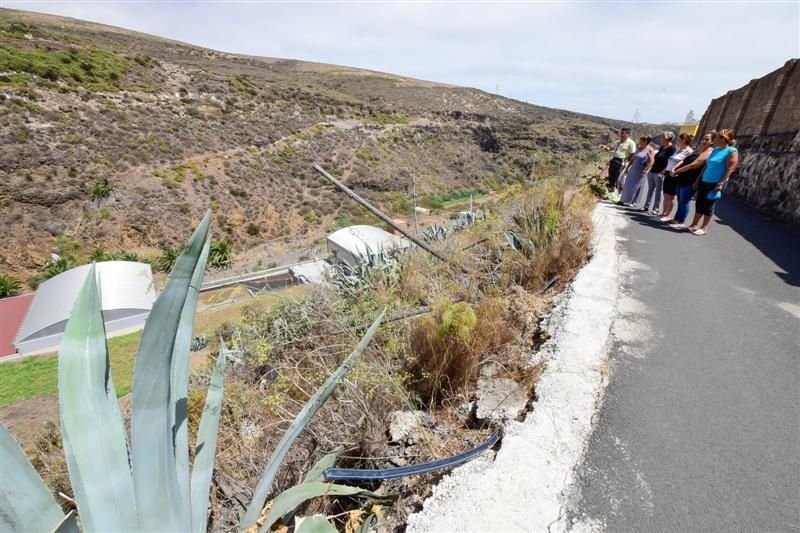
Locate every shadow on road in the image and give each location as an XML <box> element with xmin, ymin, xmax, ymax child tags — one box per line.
<box><xmin>715</xmin><ymin>200</ymin><xmax>800</xmax><ymax>287</ymax></box>
<box><xmin>605</xmin><ymin>199</ymin><xmax>800</xmax><ymax>287</ymax></box>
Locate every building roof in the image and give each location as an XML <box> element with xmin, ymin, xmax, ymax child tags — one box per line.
<box><xmin>14</xmin><ymin>261</ymin><xmax>157</xmax><ymax>348</ymax></box>
<box><xmin>0</xmin><ymin>294</ymin><xmax>34</xmax><ymax>358</ymax></box>
<box><xmin>326</xmin><ymin>225</ymin><xmax>410</xmax><ymax>258</ymax></box>
<box><xmin>289</xmin><ymin>259</ymin><xmax>331</xmax><ymax>284</ymax></box>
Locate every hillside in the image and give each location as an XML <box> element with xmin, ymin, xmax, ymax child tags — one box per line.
<box><xmin>1</xmin><ymin>8</ymin><xmax>625</xmax><ymax>283</ymax></box>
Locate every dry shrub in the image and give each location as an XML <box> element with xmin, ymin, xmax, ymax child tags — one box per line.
<box><xmin>407</xmin><ymin>298</ymin><xmax>513</xmax><ymax>404</ymax></box>
<box><xmin>501</xmin><ymin>181</ymin><xmax>594</xmax><ymax>292</ymax></box>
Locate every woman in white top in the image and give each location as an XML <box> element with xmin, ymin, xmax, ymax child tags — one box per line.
<box><xmin>658</xmin><ymin>133</ymin><xmax>694</xmax><ymax>221</ymax></box>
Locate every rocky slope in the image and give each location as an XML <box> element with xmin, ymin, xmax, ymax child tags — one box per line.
<box><xmin>1</xmin><ymin>8</ymin><xmax>629</xmax><ymax>283</ymax></box>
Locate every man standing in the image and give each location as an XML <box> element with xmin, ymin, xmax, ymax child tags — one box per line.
<box><xmin>602</xmin><ymin>128</ymin><xmax>636</xmax><ymax>194</ymax></box>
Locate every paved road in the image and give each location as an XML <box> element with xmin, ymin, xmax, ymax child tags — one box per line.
<box><xmin>570</xmin><ymin>199</ymin><xmax>800</xmax><ymax>532</ymax></box>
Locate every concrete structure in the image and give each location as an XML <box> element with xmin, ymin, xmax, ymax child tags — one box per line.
<box><xmin>13</xmin><ymin>261</ymin><xmax>157</xmax><ymax>355</ymax></box>
<box><xmin>695</xmin><ymin>59</ymin><xmax>799</xmax><ymax>224</ymax></box>
<box><xmin>289</xmin><ymin>259</ymin><xmax>331</xmax><ymax>284</ymax></box>
<box><xmin>0</xmin><ymin>294</ymin><xmax>34</xmax><ymax>358</ymax></box>
<box><xmin>326</xmin><ymin>225</ymin><xmax>411</xmax><ymax>268</ymax></box>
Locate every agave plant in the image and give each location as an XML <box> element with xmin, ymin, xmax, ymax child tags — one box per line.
<box><xmin>0</xmin><ymin>211</ymin><xmax>386</xmax><ymax>532</ymax></box>
<box><xmin>328</xmin><ymin>244</ymin><xmax>403</xmax><ymax>298</ymax></box>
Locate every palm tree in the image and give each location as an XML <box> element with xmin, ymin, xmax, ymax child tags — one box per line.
<box><xmin>0</xmin><ymin>275</ymin><xmax>22</xmax><ymax>298</ymax></box>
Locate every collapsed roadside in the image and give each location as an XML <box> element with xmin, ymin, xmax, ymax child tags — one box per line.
<box><xmin>21</xmin><ymin>175</ymin><xmax>609</xmax><ymax>531</ymax></box>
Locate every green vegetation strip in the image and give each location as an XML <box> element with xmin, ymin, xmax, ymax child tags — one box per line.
<box><xmin>0</xmin><ymin>330</ymin><xmax>141</xmax><ymax>407</ymax></box>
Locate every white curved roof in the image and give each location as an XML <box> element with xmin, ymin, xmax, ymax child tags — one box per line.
<box><xmin>15</xmin><ymin>261</ymin><xmax>157</xmax><ymax>343</ymax></box>
<box><xmin>327</xmin><ymin>225</ymin><xmax>410</xmax><ymax>257</ymax></box>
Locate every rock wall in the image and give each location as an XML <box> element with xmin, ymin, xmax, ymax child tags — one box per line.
<box><xmin>696</xmin><ymin>59</ymin><xmax>800</xmax><ymax>224</ymax></box>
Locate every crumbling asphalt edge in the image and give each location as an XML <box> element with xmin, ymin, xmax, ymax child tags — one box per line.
<box><xmin>406</xmin><ymin>202</ymin><xmax>625</xmax><ymax>532</ymax></box>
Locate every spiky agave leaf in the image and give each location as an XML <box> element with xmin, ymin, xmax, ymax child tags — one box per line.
<box><xmin>0</xmin><ymin>424</ymin><xmax>66</xmax><ymax>532</ymax></box>
<box><xmin>57</xmin><ymin>263</ymin><xmax>139</xmax><ymax>531</ymax></box>
<box><xmin>294</xmin><ymin>515</ymin><xmax>337</xmax><ymax>533</ymax></box>
<box><xmin>131</xmin><ymin>211</ymin><xmax>211</xmax><ymax>532</ymax></box>
<box><xmin>172</xmin><ymin>239</ymin><xmax>211</xmax><ymax>509</ymax></box>
<box><xmin>241</xmin><ymin>308</ymin><xmax>387</xmax><ymax>531</ymax></box>
<box><xmin>258</xmin><ymin>483</ymin><xmax>374</xmax><ymax>533</ymax></box>
<box><xmin>189</xmin><ymin>343</ymin><xmax>227</xmax><ymax>532</ymax></box>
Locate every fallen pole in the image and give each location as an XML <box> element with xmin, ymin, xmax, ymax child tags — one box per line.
<box><xmin>313</xmin><ymin>164</ymin><xmax>470</xmax><ymax>274</ymax></box>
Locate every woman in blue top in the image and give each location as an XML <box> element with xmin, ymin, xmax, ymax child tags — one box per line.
<box><xmin>689</xmin><ymin>129</ymin><xmax>739</xmax><ymax>235</ymax></box>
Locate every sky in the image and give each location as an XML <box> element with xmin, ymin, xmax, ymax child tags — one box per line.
<box><xmin>3</xmin><ymin>1</ymin><xmax>799</xmax><ymax>123</ymax></box>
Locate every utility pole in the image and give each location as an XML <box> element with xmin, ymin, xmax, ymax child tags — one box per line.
<box><xmin>412</xmin><ymin>176</ymin><xmax>419</xmax><ymax>236</ymax></box>
<box><xmin>633</xmin><ymin>108</ymin><xmax>641</xmax><ymax>126</ymax></box>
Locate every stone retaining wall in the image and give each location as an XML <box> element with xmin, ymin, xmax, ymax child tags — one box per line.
<box><xmin>696</xmin><ymin>59</ymin><xmax>799</xmax><ymax>224</ymax></box>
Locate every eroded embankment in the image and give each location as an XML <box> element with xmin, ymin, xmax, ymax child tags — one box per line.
<box><xmin>407</xmin><ymin>202</ymin><xmax>625</xmax><ymax>532</ymax></box>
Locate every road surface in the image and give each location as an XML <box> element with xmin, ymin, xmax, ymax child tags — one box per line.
<box><xmin>569</xmin><ymin>199</ymin><xmax>800</xmax><ymax>532</ymax></box>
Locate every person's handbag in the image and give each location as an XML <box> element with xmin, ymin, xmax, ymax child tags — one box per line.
<box><xmin>707</xmin><ymin>189</ymin><xmax>722</xmax><ymax>200</ymax></box>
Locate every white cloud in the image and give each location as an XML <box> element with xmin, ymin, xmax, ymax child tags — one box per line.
<box><xmin>3</xmin><ymin>1</ymin><xmax>799</xmax><ymax>122</ymax></box>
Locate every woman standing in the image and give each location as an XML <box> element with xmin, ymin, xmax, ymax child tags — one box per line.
<box><xmin>618</xmin><ymin>135</ymin><xmax>655</xmax><ymax>207</ymax></box>
<box><xmin>642</xmin><ymin>132</ymin><xmax>675</xmax><ymax>214</ymax></box>
<box><xmin>658</xmin><ymin>133</ymin><xmax>694</xmax><ymax>221</ymax></box>
<box><xmin>670</xmin><ymin>132</ymin><xmax>715</xmax><ymax>228</ymax></box>
<box><xmin>687</xmin><ymin>129</ymin><xmax>738</xmax><ymax>235</ymax></box>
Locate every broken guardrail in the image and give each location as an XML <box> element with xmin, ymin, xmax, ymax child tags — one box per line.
<box><xmin>323</xmin><ymin>429</ymin><xmax>502</xmax><ymax>481</ymax></box>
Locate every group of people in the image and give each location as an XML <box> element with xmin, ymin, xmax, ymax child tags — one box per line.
<box><xmin>602</xmin><ymin>127</ymin><xmax>739</xmax><ymax>235</ymax></box>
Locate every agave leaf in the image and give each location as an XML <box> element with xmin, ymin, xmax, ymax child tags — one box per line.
<box><xmin>241</xmin><ymin>308</ymin><xmax>386</xmax><ymax>531</ymax></box>
<box><xmin>0</xmin><ymin>424</ymin><xmax>65</xmax><ymax>532</ymax></box>
<box><xmin>190</xmin><ymin>344</ymin><xmax>228</xmax><ymax>532</ymax></box>
<box><xmin>303</xmin><ymin>447</ymin><xmax>344</xmax><ymax>484</ymax></box>
<box><xmin>259</xmin><ymin>483</ymin><xmax>373</xmax><ymax>533</ymax></box>
<box><xmin>58</xmin><ymin>264</ymin><xmax>138</xmax><ymax>531</ymax></box>
<box><xmin>53</xmin><ymin>511</ymin><xmax>80</xmax><ymax>533</ymax></box>
<box><xmin>295</xmin><ymin>515</ymin><xmax>337</xmax><ymax>533</ymax></box>
<box><xmin>173</xmin><ymin>238</ymin><xmax>211</xmax><ymax>508</ymax></box>
<box><xmin>131</xmin><ymin>211</ymin><xmax>211</xmax><ymax>532</ymax></box>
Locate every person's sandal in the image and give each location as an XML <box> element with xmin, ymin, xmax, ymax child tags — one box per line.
<box><xmin>692</xmin><ymin>228</ymin><xmax>706</xmax><ymax>236</ymax></box>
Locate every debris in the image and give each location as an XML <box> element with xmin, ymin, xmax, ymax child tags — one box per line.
<box><xmin>388</xmin><ymin>411</ymin><xmax>434</xmax><ymax>444</ymax></box>
<box><xmin>474</xmin><ymin>377</ymin><xmax>528</xmax><ymax>423</ymax></box>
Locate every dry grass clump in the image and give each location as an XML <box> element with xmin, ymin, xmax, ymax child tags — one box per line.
<box><xmin>407</xmin><ymin>298</ymin><xmax>513</xmax><ymax>404</ymax></box>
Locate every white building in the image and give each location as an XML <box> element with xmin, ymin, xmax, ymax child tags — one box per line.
<box><xmin>326</xmin><ymin>225</ymin><xmax>411</xmax><ymax>268</ymax></box>
<box><xmin>13</xmin><ymin>261</ymin><xmax>157</xmax><ymax>356</ymax></box>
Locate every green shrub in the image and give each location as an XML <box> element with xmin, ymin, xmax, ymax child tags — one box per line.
<box><xmin>0</xmin><ymin>44</ymin><xmax>126</xmax><ymax>90</ymax></box>
<box><xmin>87</xmin><ymin>178</ymin><xmax>113</xmax><ymax>200</ymax></box>
<box><xmin>246</xmin><ymin>223</ymin><xmax>261</xmax><ymax>236</ymax></box>
<box><xmin>208</xmin><ymin>239</ymin><xmax>232</xmax><ymax>269</ymax></box>
<box><xmin>42</xmin><ymin>254</ymin><xmax>77</xmax><ymax>280</ymax></box>
<box><xmin>0</xmin><ymin>274</ymin><xmax>22</xmax><ymax>298</ymax></box>
<box><xmin>371</xmin><ymin>112</ymin><xmax>409</xmax><ymax>126</ymax></box>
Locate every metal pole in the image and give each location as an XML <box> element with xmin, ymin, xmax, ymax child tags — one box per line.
<box><xmin>412</xmin><ymin>176</ymin><xmax>419</xmax><ymax>237</ymax></box>
<box><xmin>313</xmin><ymin>164</ymin><xmax>469</xmax><ymax>273</ymax></box>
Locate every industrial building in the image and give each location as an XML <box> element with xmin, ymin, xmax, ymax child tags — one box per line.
<box><xmin>12</xmin><ymin>261</ymin><xmax>157</xmax><ymax>356</ymax></box>
<box><xmin>326</xmin><ymin>225</ymin><xmax>411</xmax><ymax>268</ymax></box>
